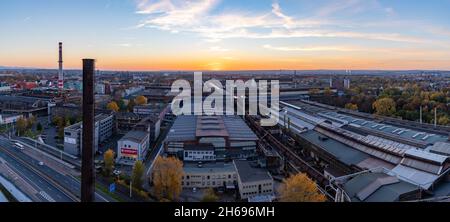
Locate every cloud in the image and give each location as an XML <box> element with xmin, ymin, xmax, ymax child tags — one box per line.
<box><xmin>210</xmin><ymin>46</ymin><xmax>230</xmax><ymax>52</ymax></box>
<box><xmin>115</xmin><ymin>43</ymin><xmax>133</xmax><ymax>47</ymax></box>
<box><xmin>263</xmin><ymin>44</ymin><xmax>359</xmax><ymax>52</ymax></box>
<box><xmin>132</xmin><ymin>0</ymin><xmax>430</xmax><ymax>44</ymax></box>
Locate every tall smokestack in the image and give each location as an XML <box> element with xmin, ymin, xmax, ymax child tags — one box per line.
<box><xmin>81</xmin><ymin>59</ymin><xmax>95</xmax><ymax>202</ymax></box>
<box><xmin>58</xmin><ymin>42</ymin><xmax>64</xmax><ymax>89</ymax></box>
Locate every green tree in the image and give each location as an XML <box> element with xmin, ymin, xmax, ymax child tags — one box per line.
<box><xmin>131</xmin><ymin>160</ymin><xmax>145</xmax><ymax>190</ymax></box>
<box><xmin>36</xmin><ymin>122</ymin><xmax>43</xmax><ymax>132</ymax></box>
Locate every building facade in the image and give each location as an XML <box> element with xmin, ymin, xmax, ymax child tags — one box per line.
<box><xmin>182</xmin><ymin>163</ymin><xmax>237</xmax><ymax>189</ymax></box>
<box><xmin>117</xmin><ymin>130</ymin><xmax>149</xmax><ymax>165</ymax></box>
<box><xmin>64</xmin><ymin>114</ymin><xmax>114</xmax><ymax>156</ymax></box>
<box><xmin>183</xmin><ymin>144</ymin><xmax>216</xmax><ymax>162</ymax></box>
<box><xmin>234</xmin><ymin>160</ymin><xmax>274</xmax><ymax>200</ymax></box>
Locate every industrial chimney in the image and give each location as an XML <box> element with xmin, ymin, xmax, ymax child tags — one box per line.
<box><xmin>58</xmin><ymin>42</ymin><xmax>64</xmax><ymax>89</ymax></box>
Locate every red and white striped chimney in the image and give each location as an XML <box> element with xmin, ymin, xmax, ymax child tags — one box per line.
<box><xmin>58</xmin><ymin>42</ymin><xmax>64</xmax><ymax>89</ymax></box>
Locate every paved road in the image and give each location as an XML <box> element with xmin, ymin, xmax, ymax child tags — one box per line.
<box><xmin>14</xmin><ymin>137</ymin><xmax>82</xmax><ymax>169</ymax></box>
<box><xmin>0</xmin><ymin>144</ymin><xmax>74</xmax><ymax>202</ymax></box>
<box><xmin>0</xmin><ymin>138</ymin><xmax>114</xmax><ymax>202</ymax></box>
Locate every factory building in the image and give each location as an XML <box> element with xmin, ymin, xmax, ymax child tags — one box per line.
<box><xmin>0</xmin><ymin>95</ymin><xmax>54</xmax><ymax>117</ymax></box>
<box><xmin>278</xmin><ymin>100</ymin><xmax>450</xmax><ymax>202</ymax></box>
<box><xmin>165</xmin><ymin>115</ymin><xmax>258</xmax><ymax>161</ymax></box>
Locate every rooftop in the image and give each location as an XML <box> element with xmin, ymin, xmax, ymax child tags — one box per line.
<box><xmin>184</xmin><ymin>143</ymin><xmax>215</xmax><ymax>151</ymax></box>
<box><xmin>119</xmin><ymin>130</ymin><xmax>148</xmax><ymax>144</ymax></box>
<box><xmin>65</xmin><ymin>114</ymin><xmax>112</xmax><ymax>130</ymax></box>
<box><xmin>183</xmin><ymin>162</ymin><xmax>235</xmax><ymax>174</ymax></box>
<box><xmin>342</xmin><ymin>172</ymin><xmax>419</xmax><ymax>202</ymax></box>
<box><xmin>167</xmin><ymin>115</ymin><xmax>257</xmax><ymax>142</ymax></box>
<box><xmin>234</xmin><ymin>160</ymin><xmax>272</xmax><ymax>183</ymax></box>
<box><xmin>301</xmin><ymin>130</ymin><xmax>370</xmax><ymax>167</ymax></box>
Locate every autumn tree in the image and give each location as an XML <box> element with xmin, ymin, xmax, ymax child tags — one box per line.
<box><xmin>372</xmin><ymin>97</ymin><xmax>396</xmax><ymax>116</ymax></box>
<box><xmin>308</xmin><ymin>88</ymin><xmax>320</xmax><ymax>95</ymax></box>
<box><xmin>27</xmin><ymin>116</ymin><xmax>37</xmax><ymax>129</ymax></box>
<box><xmin>202</xmin><ymin>188</ymin><xmax>219</xmax><ymax>202</ymax></box>
<box><xmin>278</xmin><ymin>173</ymin><xmax>327</xmax><ymax>202</ymax></box>
<box><xmin>438</xmin><ymin>116</ymin><xmax>450</xmax><ymax>126</ymax></box>
<box><xmin>103</xmin><ymin>149</ymin><xmax>115</xmax><ymax>177</ymax></box>
<box><xmin>135</xmin><ymin>95</ymin><xmax>148</xmax><ymax>105</ymax></box>
<box><xmin>345</xmin><ymin>103</ymin><xmax>358</xmax><ymax>111</ymax></box>
<box><xmin>107</xmin><ymin>101</ymin><xmax>120</xmax><ymax>112</ymax></box>
<box><xmin>52</xmin><ymin>116</ymin><xmax>64</xmax><ymax>127</ymax></box>
<box><xmin>132</xmin><ymin>160</ymin><xmax>145</xmax><ymax>190</ymax></box>
<box><xmin>152</xmin><ymin>156</ymin><xmax>183</xmax><ymax>201</ymax></box>
<box><xmin>16</xmin><ymin>117</ymin><xmax>28</xmax><ymax>136</ymax></box>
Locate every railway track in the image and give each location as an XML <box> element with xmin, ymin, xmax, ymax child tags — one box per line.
<box><xmin>245</xmin><ymin>115</ymin><xmax>334</xmax><ymax>199</ymax></box>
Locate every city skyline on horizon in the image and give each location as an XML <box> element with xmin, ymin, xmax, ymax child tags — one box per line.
<box><xmin>1</xmin><ymin>0</ymin><xmax>450</xmax><ymax>71</ymax></box>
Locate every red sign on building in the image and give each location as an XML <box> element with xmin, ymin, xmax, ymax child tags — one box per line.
<box><xmin>121</xmin><ymin>148</ymin><xmax>138</xmax><ymax>156</ymax></box>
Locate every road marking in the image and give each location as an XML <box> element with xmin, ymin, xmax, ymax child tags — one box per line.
<box><xmin>39</xmin><ymin>191</ymin><xmax>56</xmax><ymax>202</ymax></box>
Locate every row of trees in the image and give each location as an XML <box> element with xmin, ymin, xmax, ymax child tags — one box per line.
<box><xmin>52</xmin><ymin>115</ymin><xmax>81</xmax><ymax>139</ymax></box>
<box><xmin>107</xmin><ymin>95</ymin><xmax>148</xmax><ymax>113</ymax></box>
<box><xmin>16</xmin><ymin>116</ymin><xmax>40</xmax><ymax>137</ymax></box>
<box><xmin>316</xmin><ymin>83</ymin><xmax>450</xmax><ymax>125</ymax></box>
<box><xmin>368</xmin><ymin>86</ymin><xmax>450</xmax><ymax>125</ymax></box>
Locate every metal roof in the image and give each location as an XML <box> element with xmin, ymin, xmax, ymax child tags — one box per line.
<box><xmin>343</xmin><ymin>172</ymin><xmax>419</xmax><ymax>202</ymax></box>
<box><xmin>166</xmin><ymin>115</ymin><xmax>257</xmax><ymax>142</ymax></box>
<box><xmin>404</xmin><ymin>149</ymin><xmax>448</xmax><ymax>165</ymax></box>
<box><xmin>166</xmin><ymin>115</ymin><xmax>197</xmax><ymax>142</ymax></box>
<box><xmin>390</xmin><ymin>164</ymin><xmax>439</xmax><ymax>190</ymax></box>
<box><xmin>428</xmin><ymin>142</ymin><xmax>450</xmax><ymax>156</ymax></box>
<box><xmin>301</xmin><ymin>130</ymin><xmax>370</xmax><ymax>166</ymax></box>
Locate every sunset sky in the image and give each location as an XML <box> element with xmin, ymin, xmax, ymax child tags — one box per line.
<box><xmin>1</xmin><ymin>0</ymin><xmax>450</xmax><ymax>71</ymax></box>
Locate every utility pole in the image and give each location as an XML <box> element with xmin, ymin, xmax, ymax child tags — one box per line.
<box><xmin>434</xmin><ymin>107</ymin><xmax>437</xmax><ymax>127</ymax></box>
<box><xmin>81</xmin><ymin>59</ymin><xmax>95</xmax><ymax>202</ymax></box>
<box><xmin>419</xmin><ymin>106</ymin><xmax>423</xmax><ymax>124</ymax></box>
<box><xmin>130</xmin><ymin>181</ymin><xmax>133</xmax><ymax>198</ymax></box>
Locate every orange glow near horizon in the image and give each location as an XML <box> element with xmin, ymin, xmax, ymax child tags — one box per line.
<box><xmin>2</xmin><ymin>57</ymin><xmax>450</xmax><ymax>71</ymax></box>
